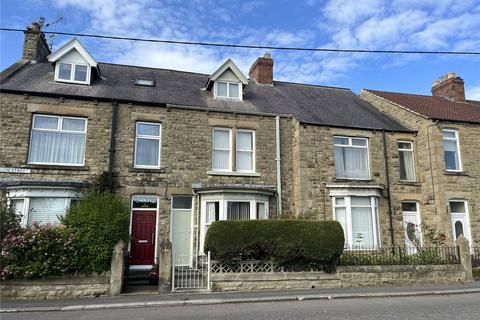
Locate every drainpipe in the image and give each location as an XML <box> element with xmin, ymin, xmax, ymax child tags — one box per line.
<box><xmin>108</xmin><ymin>102</ymin><xmax>118</xmax><ymax>192</ymax></box>
<box><xmin>275</xmin><ymin>116</ymin><xmax>283</xmax><ymax>217</ymax></box>
<box><xmin>382</xmin><ymin>130</ymin><xmax>395</xmax><ymax>247</ymax></box>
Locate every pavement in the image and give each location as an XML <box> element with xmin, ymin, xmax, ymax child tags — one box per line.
<box><xmin>1</xmin><ymin>281</ymin><xmax>479</xmax><ymax>313</ymax></box>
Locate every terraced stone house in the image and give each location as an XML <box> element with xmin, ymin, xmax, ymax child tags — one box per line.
<box><xmin>2</xmin><ymin>22</ymin><xmax>459</xmax><ymax>271</ymax></box>
<box><xmin>361</xmin><ymin>74</ymin><xmax>480</xmax><ymax>247</ymax></box>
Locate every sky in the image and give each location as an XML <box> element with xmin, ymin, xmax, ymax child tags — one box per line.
<box><xmin>1</xmin><ymin>0</ymin><xmax>479</xmax><ymax>99</ymax></box>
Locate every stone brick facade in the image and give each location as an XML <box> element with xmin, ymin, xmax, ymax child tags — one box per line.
<box><xmin>0</xmin><ymin>87</ymin><xmax>426</xmax><ymax>255</ymax></box>
<box><xmin>361</xmin><ymin>90</ymin><xmax>480</xmax><ymax>246</ymax></box>
<box><xmin>0</xmin><ymin>90</ymin><xmax>422</xmax><ymax>255</ymax></box>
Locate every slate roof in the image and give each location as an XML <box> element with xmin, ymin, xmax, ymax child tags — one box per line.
<box><xmin>365</xmin><ymin>89</ymin><xmax>480</xmax><ymax>124</ymax></box>
<box><xmin>0</xmin><ymin>61</ymin><xmax>411</xmax><ymax>132</ymax></box>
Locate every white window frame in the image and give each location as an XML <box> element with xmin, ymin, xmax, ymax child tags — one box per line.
<box><xmin>333</xmin><ymin>136</ymin><xmax>371</xmax><ymax>180</ymax></box>
<box><xmin>236</xmin><ymin>129</ymin><xmax>256</xmax><ymax>173</ymax></box>
<box><xmin>442</xmin><ymin>129</ymin><xmax>462</xmax><ymax>172</ymax></box>
<box><xmin>397</xmin><ymin>140</ymin><xmax>416</xmax><ymax>181</ymax></box>
<box><xmin>199</xmin><ymin>194</ymin><xmax>269</xmax><ymax>254</ymax></box>
<box><xmin>54</xmin><ymin>61</ymin><xmax>91</xmax><ymax>85</ymax></box>
<box><xmin>333</xmin><ymin>196</ymin><xmax>379</xmax><ymax>249</ymax></box>
<box><xmin>401</xmin><ymin>201</ymin><xmax>422</xmax><ymax>248</ymax></box>
<box><xmin>212</xmin><ymin>128</ymin><xmax>233</xmax><ymax>172</ymax></box>
<box><xmin>28</xmin><ymin>114</ymin><xmax>87</xmax><ymax>166</ymax></box>
<box><xmin>134</xmin><ymin>122</ymin><xmax>162</xmax><ymax>169</ymax></box>
<box><xmin>449</xmin><ymin>199</ymin><xmax>472</xmax><ymax>245</ymax></box>
<box><xmin>214</xmin><ymin>81</ymin><xmax>242</xmax><ymax>100</ymax></box>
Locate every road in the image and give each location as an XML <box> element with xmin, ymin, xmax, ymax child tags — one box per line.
<box><xmin>3</xmin><ymin>293</ymin><xmax>479</xmax><ymax>320</ymax></box>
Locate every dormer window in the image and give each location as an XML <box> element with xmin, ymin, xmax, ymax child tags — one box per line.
<box><xmin>56</xmin><ymin>62</ymin><xmax>90</xmax><ymax>84</ymax></box>
<box><xmin>206</xmin><ymin>59</ymin><xmax>248</xmax><ymax>101</ymax></box>
<box><xmin>215</xmin><ymin>81</ymin><xmax>240</xmax><ymax>99</ymax></box>
<box><xmin>47</xmin><ymin>38</ymin><xmax>97</xmax><ymax>86</ymax></box>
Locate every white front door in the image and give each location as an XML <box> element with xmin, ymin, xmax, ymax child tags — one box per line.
<box><xmin>451</xmin><ymin>214</ymin><xmax>471</xmax><ymax>242</ymax></box>
<box><xmin>401</xmin><ymin>202</ymin><xmax>421</xmax><ymax>254</ymax></box>
<box><xmin>449</xmin><ymin>200</ymin><xmax>472</xmax><ymax>245</ymax></box>
<box><xmin>171</xmin><ymin>196</ymin><xmax>193</xmax><ymax>266</ymax></box>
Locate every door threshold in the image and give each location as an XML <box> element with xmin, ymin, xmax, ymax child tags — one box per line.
<box><xmin>130</xmin><ymin>265</ymin><xmax>153</xmax><ymax>271</ymax></box>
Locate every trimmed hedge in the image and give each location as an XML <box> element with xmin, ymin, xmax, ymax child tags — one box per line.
<box><xmin>60</xmin><ymin>190</ymin><xmax>130</xmax><ymax>273</ymax></box>
<box><xmin>205</xmin><ymin>220</ymin><xmax>344</xmax><ymax>271</ymax></box>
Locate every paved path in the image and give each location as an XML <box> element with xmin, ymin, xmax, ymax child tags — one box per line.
<box><xmin>3</xmin><ymin>293</ymin><xmax>480</xmax><ymax>320</ymax></box>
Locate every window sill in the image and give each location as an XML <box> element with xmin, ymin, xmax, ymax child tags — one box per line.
<box><xmin>444</xmin><ymin>171</ymin><xmax>469</xmax><ymax>177</ymax></box>
<box><xmin>207</xmin><ymin>171</ymin><xmax>260</xmax><ymax>177</ymax></box>
<box><xmin>398</xmin><ymin>181</ymin><xmax>421</xmax><ymax>186</ymax></box>
<box><xmin>333</xmin><ymin>178</ymin><xmax>373</xmax><ymax>182</ymax></box>
<box><xmin>26</xmin><ymin>164</ymin><xmax>89</xmax><ymax>171</ymax></box>
<box><xmin>129</xmin><ymin>167</ymin><xmax>167</xmax><ymax>173</ymax></box>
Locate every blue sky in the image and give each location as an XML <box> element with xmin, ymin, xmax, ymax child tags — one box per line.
<box><xmin>1</xmin><ymin>0</ymin><xmax>480</xmax><ymax>98</ymax></box>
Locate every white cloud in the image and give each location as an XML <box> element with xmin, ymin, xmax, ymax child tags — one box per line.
<box><xmin>410</xmin><ymin>12</ymin><xmax>480</xmax><ymax>49</ymax></box>
<box><xmin>466</xmin><ymin>85</ymin><xmax>480</xmax><ymax>100</ymax></box>
<box><xmin>323</xmin><ymin>0</ymin><xmax>385</xmax><ymax>26</ymax></box>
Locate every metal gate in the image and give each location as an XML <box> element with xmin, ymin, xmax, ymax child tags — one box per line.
<box><xmin>172</xmin><ymin>252</ymin><xmax>211</xmax><ymax>291</ymax></box>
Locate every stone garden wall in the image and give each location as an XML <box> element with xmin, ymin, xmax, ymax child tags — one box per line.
<box><xmin>211</xmin><ymin>264</ymin><xmax>465</xmax><ymax>292</ymax></box>
<box><xmin>0</xmin><ymin>274</ymin><xmax>110</xmax><ymax>300</ymax></box>
<box><xmin>1</xmin><ymin>240</ymin><xmax>126</xmax><ymax>300</ymax></box>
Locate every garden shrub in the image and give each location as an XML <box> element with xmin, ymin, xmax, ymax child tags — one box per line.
<box><xmin>204</xmin><ymin>220</ymin><xmax>344</xmax><ymax>271</ymax></box>
<box><xmin>1</xmin><ymin>224</ymin><xmax>81</xmax><ymax>279</ymax></box>
<box><xmin>0</xmin><ymin>186</ymin><xmax>21</xmax><ymax>244</ymax></box>
<box><xmin>60</xmin><ymin>190</ymin><xmax>130</xmax><ymax>273</ymax></box>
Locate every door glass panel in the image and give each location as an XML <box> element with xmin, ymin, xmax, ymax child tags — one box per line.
<box><xmin>449</xmin><ymin>201</ymin><xmax>466</xmax><ymax>213</ymax></box>
<box><xmin>455</xmin><ymin>221</ymin><xmax>464</xmax><ymax>239</ymax></box>
<box><xmin>172</xmin><ymin>196</ymin><xmax>192</xmax><ymax>209</ymax></box>
<box><xmin>172</xmin><ymin>208</ymin><xmax>192</xmax><ymax>265</ymax></box>
<box><xmin>132</xmin><ymin>196</ymin><xmax>157</xmax><ymax>208</ymax></box>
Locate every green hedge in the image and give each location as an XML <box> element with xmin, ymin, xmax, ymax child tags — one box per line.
<box><xmin>60</xmin><ymin>190</ymin><xmax>130</xmax><ymax>274</ymax></box>
<box><xmin>205</xmin><ymin>220</ymin><xmax>344</xmax><ymax>271</ymax></box>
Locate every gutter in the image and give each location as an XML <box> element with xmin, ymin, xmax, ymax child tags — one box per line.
<box><xmin>382</xmin><ymin>130</ymin><xmax>395</xmax><ymax>246</ymax></box>
<box><xmin>275</xmin><ymin>116</ymin><xmax>283</xmax><ymax>216</ymax></box>
<box><xmin>108</xmin><ymin>102</ymin><xmax>118</xmax><ymax>192</ymax></box>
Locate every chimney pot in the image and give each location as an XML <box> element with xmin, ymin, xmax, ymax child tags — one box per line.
<box><xmin>431</xmin><ymin>72</ymin><xmax>465</xmax><ymax>102</ymax></box>
<box><xmin>249</xmin><ymin>52</ymin><xmax>274</xmax><ymax>85</ymax></box>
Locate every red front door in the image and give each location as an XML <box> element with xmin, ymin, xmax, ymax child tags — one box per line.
<box><xmin>130</xmin><ymin>210</ymin><xmax>157</xmax><ymax>265</ymax></box>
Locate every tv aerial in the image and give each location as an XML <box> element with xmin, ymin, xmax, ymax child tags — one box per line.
<box><xmin>40</xmin><ymin>16</ymin><xmax>64</xmax><ymax>50</ymax></box>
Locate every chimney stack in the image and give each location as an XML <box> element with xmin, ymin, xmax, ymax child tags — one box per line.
<box><xmin>22</xmin><ymin>19</ymin><xmax>51</xmax><ymax>62</ymax></box>
<box><xmin>249</xmin><ymin>52</ymin><xmax>274</xmax><ymax>85</ymax></box>
<box><xmin>431</xmin><ymin>72</ymin><xmax>465</xmax><ymax>102</ymax></box>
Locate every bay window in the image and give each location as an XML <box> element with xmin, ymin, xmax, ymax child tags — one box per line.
<box><xmin>397</xmin><ymin>141</ymin><xmax>416</xmax><ymax>181</ymax></box>
<box><xmin>333</xmin><ymin>196</ymin><xmax>379</xmax><ymax>248</ymax></box>
<box><xmin>8</xmin><ymin>187</ymin><xmax>80</xmax><ymax>226</ymax></box>
<box><xmin>134</xmin><ymin>122</ymin><xmax>161</xmax><ymax>168</ymax></box>
<box><xmin>442</xmin><ymin>129</ymin><xmax>462</xmax><ymax>171</ymax></box>
<box><xmin>29</xmin><ymin>115</ymin><xmax>87</xmax><ymax>166</ymax></box>
<box><xmin>334</xmin><ymin>136</ymin><xmax>369</xmax><ymax>179</ymax></box>
<box><xmin>200</xmin><ymin>194</ymin><xmax>269</xmax><ymax>253</ymax></box>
